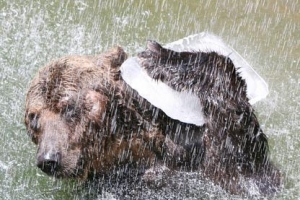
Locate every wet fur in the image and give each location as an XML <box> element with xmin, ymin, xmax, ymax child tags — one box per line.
<box><xmin>25</xmin><ymin>47</ymin><xmax>199</xmax><ymax>179</ymax></box>
<box><xmin>25</xmin><ymin>43</ymin><xmax>281</xmax><ymax>196</ymax></box>
<box><xmin>138</xmin><ymin>41</ymin><xmax>281</xmax><ymax>195</ymax></box>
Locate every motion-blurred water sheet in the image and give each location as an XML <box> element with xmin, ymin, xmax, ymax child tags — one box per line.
<box><xmin>0</xmin><ymin>0</ymin><xmax>299</xmax><ymax>199</ymax></box>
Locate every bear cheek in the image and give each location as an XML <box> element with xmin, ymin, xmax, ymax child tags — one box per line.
<box><xmin>85</xmin><ymin>90</ymin><xmax>108</xmax><ymax>123</ymax></box>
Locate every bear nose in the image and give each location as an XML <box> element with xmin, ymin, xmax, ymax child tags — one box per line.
<box><xmin>37</xmin><ymin>151</ymin><xmax>62</xmax><ymax>175</ymax></box>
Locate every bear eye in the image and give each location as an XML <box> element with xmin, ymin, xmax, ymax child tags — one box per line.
<box><xmin>26</xmin><ymin>112</ymin><xmax>40</xmax><ymax>144</ymax></box>
<box><xmin>28</xmin><ymin>113</ymin><xmax>40</xmax><ymax>131</ymax></box>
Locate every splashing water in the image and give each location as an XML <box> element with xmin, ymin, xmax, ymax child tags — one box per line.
<box><xmin>0</xmin><ymin>0</ymin><xmax>299</xmax><ymax>199</ymax></box>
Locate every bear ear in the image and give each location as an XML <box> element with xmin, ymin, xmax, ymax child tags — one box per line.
<box><xmin>95</xmin><ymin>46</ymin><xmax>128</xmax><ymax>81</ymax></box>
<box><xmin>84</xmin><ymin>90</ymin><xmax>108</xmax><ymax>123</ymax></box>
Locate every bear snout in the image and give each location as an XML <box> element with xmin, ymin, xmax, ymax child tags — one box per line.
<box><xmin>37</xmin><ymin>151</ymin><xmax>62</xmax><ymax>176</ymax></box>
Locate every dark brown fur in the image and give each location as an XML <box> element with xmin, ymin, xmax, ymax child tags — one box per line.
<box><xmin>139</xmin><ymin>41</ymin><xmax>281</xmax><ymax>195</ymax></box>
<box><xmin>25</xmin><ymin>47</ymin><xmax>193</xmax><ymax>179</ymax></box>
<box><xmin>24</xmin><ymin>43</ymin><xmax>281</xmax><ymax>197</ymax></box>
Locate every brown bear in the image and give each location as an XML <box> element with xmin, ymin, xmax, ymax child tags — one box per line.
<box><xmin>24</xmin><ymin>41</ymin><xmax>281</xmax><ymax>196</ymax></box>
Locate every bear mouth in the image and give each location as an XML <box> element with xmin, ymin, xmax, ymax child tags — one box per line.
<box><xmin>37</xmin><ymin>155</ymin><xmax>86</xmax><ymax>178</ymax></box>
<box><xmin>38</xmin><ymin>163</ymin><xmax>85</xmax><ymax>178</ymax></box>
<box><xmin>37</xmin><ymin>160</ymin><xmax>62</xmax><ymax>177</ymax></box>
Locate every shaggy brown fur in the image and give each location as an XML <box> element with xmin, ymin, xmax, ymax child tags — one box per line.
<box><xmin>24</xmin><ymin>43</ymin><xmax>281</xmax><ymax>196</ymax></box>
<box><xmin>25</xmin><ymin>47</ymin><xmax>187</xmax><ymax>179</ymax></box>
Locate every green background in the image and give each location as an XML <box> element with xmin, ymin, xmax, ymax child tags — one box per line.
<box><xmin>0</xmin><ymin>0</ymin><xmax>299</xmax><ymax>199</ymax></box>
